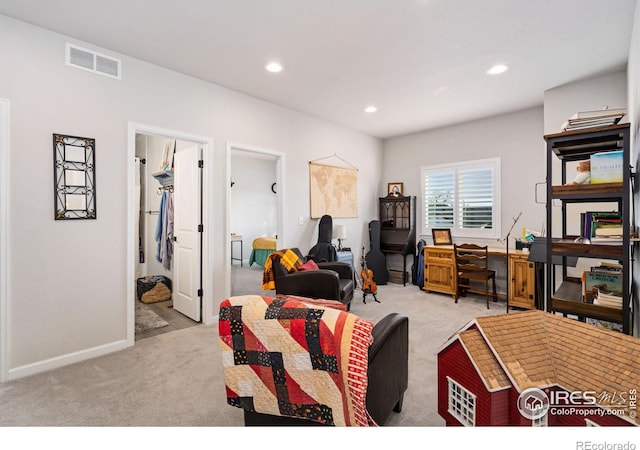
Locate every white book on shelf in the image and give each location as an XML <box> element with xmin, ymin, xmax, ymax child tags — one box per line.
<box><xmin>570</xmin><ymin>107</ymin><xmax>626</xmax><ymax>120</ymax></box>
<box><xmin>594</xmin><ymin>227</ymin><xmax>623</xmax><ymax>237</ymax></box>
<box><xmin>561</xmin><ymin>107</ymin><xmax>627</xmax><ymax>131</ymax></box>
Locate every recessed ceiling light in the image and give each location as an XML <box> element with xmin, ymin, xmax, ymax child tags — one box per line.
<box><xmin>265</xmin><ymin>62</ymin><xmax>283</xmax><ymax>73</ymax></box>
<box><xmin>364</xmin><ymin>105</ymin><xmax>378</xmax><ymax>113</ymax></box>
<box><xmin>487</xmin><ymin>64</ymin><xmax>508</xmax><ymax>75</ymax></box>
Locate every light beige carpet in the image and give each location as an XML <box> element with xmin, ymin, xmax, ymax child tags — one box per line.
<box><xmin>0</xmin><ymin>272</ymin><xmax>507</xmax><ymax>427</ymax></box>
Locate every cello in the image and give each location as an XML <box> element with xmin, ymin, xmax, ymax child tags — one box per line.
<box><xmin>361</xmin><ymin>246</ymin><xmax>379</xmax><ymax>304</ymax></box>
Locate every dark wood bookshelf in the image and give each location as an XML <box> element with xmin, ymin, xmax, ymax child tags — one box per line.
<box><xmin>545</xmin><ymin>123</ymin><xmax>632</xmax><ymax>334</ymax></box>
<box><xmin>551</xmin><ymin>182</ymin><xmax>623</xmax><ymax>199</ymax></box>
<box><xmin>550</xmin><ymin>240</ymin><xmax>623</xmax><ymax>259</ymax></box>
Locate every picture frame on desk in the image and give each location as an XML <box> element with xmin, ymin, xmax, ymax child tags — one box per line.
<box><xmin>431</xmin><ymin>228</ymin><xmax>452</xmax><ymax>245</ymax></box>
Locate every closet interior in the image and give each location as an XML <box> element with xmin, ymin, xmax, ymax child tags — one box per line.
<box><xmin>134</xmin><ymin>134</ymin><xmax>199</xmax><ymax>338</ymax></box>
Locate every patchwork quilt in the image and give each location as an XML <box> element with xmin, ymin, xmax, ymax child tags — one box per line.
<box><xmin>219</xmin><ymin>295</ymin><xmax>375</xmax><ymax>426</ymax></box>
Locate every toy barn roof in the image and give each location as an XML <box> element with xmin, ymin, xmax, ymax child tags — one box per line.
<box><xmin>443</xmin><ymin>310</ymin><xmax>640</xmax><ymax>425</ymax></box>
<box><xmin>458</xmin><ymin>328</ymin><xmax>511</xmax><ymax>391</ymax></box>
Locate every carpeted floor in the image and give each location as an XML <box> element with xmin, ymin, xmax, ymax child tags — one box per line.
<box><xmin>0</xmin><ymin>264</ymin><xmax>511</xmax><ymax>427</ymax></box>
<box><xmin>135</xmin><ymin>299</ymin><xmax>199</xmax><ymax>341</ymax></box>
<box><xmin>135</xmin><ymin>302</ymin><xmax>170</xmax><ymax>334</ymax></box>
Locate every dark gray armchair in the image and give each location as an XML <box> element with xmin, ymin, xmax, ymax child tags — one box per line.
<box><xmin>269</xmin><ymin>248</ymin><xmax>354</xmax><ymax>309</ymax></box>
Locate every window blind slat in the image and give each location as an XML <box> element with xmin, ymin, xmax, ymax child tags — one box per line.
<box><xmin>424</xmin><ymin>170</ymin><xmax>454</xmax><ymax>229</ymax></box>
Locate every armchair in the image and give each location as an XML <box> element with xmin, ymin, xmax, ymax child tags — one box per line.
<box><xmin>268</xmin><ymin>247</ymin><xmax>354</xmax><ymax>309</ymax></box>
<box><xmin>219</xmin><ymin>295</ymin><xmax>409</xmax><ymax>426</ymax></box>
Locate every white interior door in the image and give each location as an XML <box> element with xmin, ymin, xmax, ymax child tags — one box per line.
<box><xmin>173</xmin><ymin>145</ymin><xmax>202</xmax><ymax>321</ymax></box>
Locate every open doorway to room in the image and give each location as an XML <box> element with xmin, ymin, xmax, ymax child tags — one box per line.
<box><xmin>228</xmin><ymin>143</ymin><xmax>284</xmax><ymax>298</ymax></box>
<box><xmin>128</xmin><ymin>123</ymin><xmax>213</xmax><ymax>345</ymax></box>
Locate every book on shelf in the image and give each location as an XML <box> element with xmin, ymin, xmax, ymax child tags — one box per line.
<box><xmin>582</xmin><ymin>270</ymin><xmax>622</xmax><ymax>304</ymax></box>
<box><xmin>595</xmin><ymin>261</ymin><xmax>623</xmax><ymax>271</ymax></box>
<box><xmin>591</xmin><ymin>151</ymin><xmax>624</xmax><ymax>184</ymax></box>
<box><xmin>563</xmin><ymin>117</ymin><xmax>624</xmax><ymax>130</ymax></box>
<box><xmin>561</xmin><ymin>115</ymin><xmax>625</xmax><ymax>131</ymax></box>
<box><xmin>594</xmin><ymin>289</ymin><xmax>623</xmax><ymax>309</ymax></box>
<box><xmin>586</xmin><ymin>318</ymin><xmax>623</xmax><ymax>332</ymax></box>
<box><xmin>560</xmin><ymin>108</ymin><xmax>626</xmax><ymax>131</ymax></box>
<box><xmin>590</xmin><ymin>236</ymin><xmax>623</xmax><ymax>242</ymax></box>
<box><xmin>592</xmin><ymin>224</ymin><xmax>624</xmax><ymax>241</ymax></box>
<box><xmin>594</xmin><ymin>226</ymin><xmax>623</xmax><ymax>237</ymax></box>
<box><xmin>572</xmin><ymin>107</ymin><xmax>627</xmax><ymax>119</ymax></box>
<box><xmin>580</xmin><ymin>211</ymin><xmax>621</xmax><ymax>240</ymax></box>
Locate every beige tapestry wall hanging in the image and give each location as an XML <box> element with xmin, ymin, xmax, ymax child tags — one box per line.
<box><xmin>309</xmin><ymin>157</ymin><xmax>358</xmax><ymax>219</ymax></box>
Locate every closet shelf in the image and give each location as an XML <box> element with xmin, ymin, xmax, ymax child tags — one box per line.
<box><xmin>152</xmin><ymin>169</ymin><xmax>174</xmax><ymax>187</ymax></box>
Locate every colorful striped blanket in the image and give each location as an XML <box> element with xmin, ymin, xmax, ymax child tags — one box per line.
<box><xmin>218</xmin><ymin>295</ymin><xmax>375</xmax><ymax>426</ymax></box>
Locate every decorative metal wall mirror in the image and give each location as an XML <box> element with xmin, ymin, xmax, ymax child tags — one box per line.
<box><xmin>53</xmin><ymin>133</ymin><xmax>96</xmax><ymax>220</ymax></box>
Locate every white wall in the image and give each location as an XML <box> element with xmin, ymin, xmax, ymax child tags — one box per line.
<box><xmin>543</xmin><ymin>70</ymin><xmax>628</xmax><ymax>136</ymax></box>
<box><xmin>382</xmin><ymin>106</ymin><xmax>546</xmax><ymax>247</ymax></box>
<box><xmin>0</xmin><ymin>15</ymin><xmax>382</xmax><ymax>378</ymax></box>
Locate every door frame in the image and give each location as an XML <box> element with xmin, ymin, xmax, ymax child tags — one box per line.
<box><xmin>0</xmin><ymin>99</ymin><xmax>9</xmax><ymax>382</ymax></box>
<box><xmin>127</xmin><ymin>122</ymin><xmax>214</xmax><ymax>345</ymax></box>
<box><xmin>225</xmin><ymin>142</ymin><xmax>285</xmax><ymax>296</ymax></box>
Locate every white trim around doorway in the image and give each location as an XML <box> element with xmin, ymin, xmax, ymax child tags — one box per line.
<box><xmin>127</xmin><ymin>123</ymin><xmax>214</xmax><ymax>346</ymax></box>
<box><xmin>225</xmin><ymin>142</ymin><xmax>285</xmax><ymax>299</ymax></box>
<box><xmin>0</xmin><ymin>98</ymin><xmax>9</xmax><ymax>382</ymax></box>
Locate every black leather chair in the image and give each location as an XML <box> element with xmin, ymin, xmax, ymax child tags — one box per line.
<box><xmin>270</xmin><ymin>248</ymin><xmax>354</xmax><ymax>309</ymax></box>
<box><xmin>244</xmin><ymin>312</ymin><xmax>409</xmax><ymax>426</ymax></box>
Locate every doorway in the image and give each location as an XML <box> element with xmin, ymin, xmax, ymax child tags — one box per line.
<box><xmin>227</xmin><ymin>143</ymin><xmax>285</xmax><ymax>297</ymax></box>
<box><xmin>127</xmin><ymin>123</ymin><xmax>213</xmax><ymax>346</ymax></box>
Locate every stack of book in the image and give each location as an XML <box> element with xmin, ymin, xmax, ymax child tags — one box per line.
<box><xmin>580</xmin><ymin>211</ymin><xmax>623</xmax><ymax>241</ymax></box>
<box><xmin>586</xmin><ymin>318</ymin><xmax>623</xmax><ymax>333</ymax></box>
<box><xmin>561</xmin><ymin>108</ymin><xmax>626</xmax><ymax>132</ymax></box>
<box><xmin>594</xmin><ymin>289</ymin><xmax>623</xmax><ymax>309</ymax></box>
<box><xmin>582</xmin><ymin>263</ymin><xmax>623</xmax><ymax>309</ymax></box>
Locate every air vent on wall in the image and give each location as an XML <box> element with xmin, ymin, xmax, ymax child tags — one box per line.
<box><xmin>65</xmin><ymin>43</ymin><xmax>121</xmax><ymax>79</ymax></box>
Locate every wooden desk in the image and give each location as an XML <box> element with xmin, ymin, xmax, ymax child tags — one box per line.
<box><xmin>422</xmin><ymin>245</ymin><xmax>538</xmax><ymax>310</ymax></box>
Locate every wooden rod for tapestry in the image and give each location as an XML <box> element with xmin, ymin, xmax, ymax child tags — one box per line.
<box><xmin>309</xmin><ymin>153</ymin><xmax>358</xmax><ymax>171</ymax></box>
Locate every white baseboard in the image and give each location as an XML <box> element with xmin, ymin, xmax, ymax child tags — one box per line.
<box><xmin>7</xmin><ymin>339</ymin><xmax>130</xmax><ymax>381</ymax></box>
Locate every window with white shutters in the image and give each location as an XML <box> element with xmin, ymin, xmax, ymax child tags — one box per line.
<box><xmin>421</xmin><ymin>158</ymin><xmax>501</xmax><ymax>239</ymax></box>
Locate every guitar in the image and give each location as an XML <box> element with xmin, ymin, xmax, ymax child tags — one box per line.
<box><xmin>361</xmin><ymin>246</ymin><xmax>377</xmax><ymax>294</ymax></box>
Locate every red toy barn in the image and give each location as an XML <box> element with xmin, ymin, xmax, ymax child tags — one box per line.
<box><xmin>437</xmin><ymin>310</ymin><xmax>639</xmax><ymax>426</ymax></box>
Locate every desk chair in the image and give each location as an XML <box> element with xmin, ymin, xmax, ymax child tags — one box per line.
<box><xmin>454</xmin><ymin>244</ymin><xmax>497</xmax><ymax>309</ymax></box>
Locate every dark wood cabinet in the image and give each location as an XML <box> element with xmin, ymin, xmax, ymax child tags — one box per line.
<box><xmin>379</xmin><ymin>195</ymin><xmax>416</xmax><ymax>285</ymax></box>
<box><xmin>544</xmin><ymin>123</ymin><xmax>633</xmax><ymax>334</ymax></box>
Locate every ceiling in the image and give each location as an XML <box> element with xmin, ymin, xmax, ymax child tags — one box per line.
<box><xmin>0</xmin><ymin>0</ymin><xmax>637</xmax><ymax>139</ymax></box>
